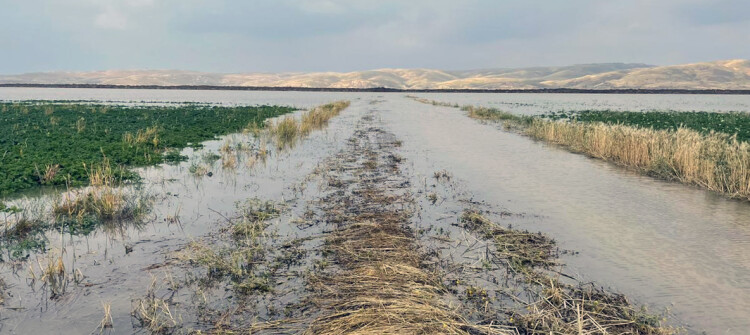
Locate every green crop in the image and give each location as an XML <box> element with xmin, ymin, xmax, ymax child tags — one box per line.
<box><xmin>544</xmin><ymin>110</ymin><xmax>750</xmax><ymax>142</ymax></box>
<box><xmin>0</xmin><ymin>102</ymin><xmax>295</xmax><ymax>195</ymax></box>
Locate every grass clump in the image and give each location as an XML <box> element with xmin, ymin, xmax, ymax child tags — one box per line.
<box><xmin>271</xmin><ymin>116</ymin><xmax>300</xmax><ymax>150</ymax></box>
<box><xmin>52</xmin><ymin>159</ymin><xmax>152</xmax><ymax>235</ymax></box>
<box><xmin>0</xmin><ymin>203</ymin><xmax>48</xmax><ymax>260</ymax></box>
<box><xmin>268</xmin><ymin>100</ymin><xmax>350</xmax><ymax>150</ymax></box>
<box><xmin>177</xmin><ymin>199</ymin><xmax>281</xmax><ymax>294</ymax></box>
<box><xmin>0</xmin><ymin>101</ymin><xmax>294</xmax><ymax>195</ymax></box>
<box><xmin>131</xmin><ymin>279</ymin><xmax>181</xmax><ymax>333</ymax></box>
<box><xmin>460</xmin><ymin>210</ymin><xmax>675</xmax><ymax>335</ymax></box>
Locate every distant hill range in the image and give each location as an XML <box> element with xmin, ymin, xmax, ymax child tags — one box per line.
<box><xmin>1</xmin><ymin>59</ymin><xmax>748</xmax><ymax>90</ymax></box>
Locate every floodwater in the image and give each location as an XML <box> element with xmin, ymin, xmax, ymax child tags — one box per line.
<box><xmin>1</xmin><ymin>88</ymin><xmax>750</xmax><ymax>334</ymax></box>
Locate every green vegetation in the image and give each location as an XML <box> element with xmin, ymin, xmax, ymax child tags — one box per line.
<box><xmin>0</xmin><ymin>102</ymin><xmax>295</xmax><ymax>195</ymax></box>
<box><xmin>545</xmin><ymin>110</ymin><xmax>750</xmax><ymax>142</ymax></box>
<box><xmin>1</xmin><ymin>202</ymin><xmax>47</xmax><ymax>261</ymax></box>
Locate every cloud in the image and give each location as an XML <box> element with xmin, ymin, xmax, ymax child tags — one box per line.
<box><xmin>90</xmin><ymin>0</ymin><xmax>158</xmax><ymax>30</ymax></box>
<box><xmin>95</xmin><ymin>7</ymin><xmax>129</xmax><ymax>29</ymax></box>
<box><xmin>0</xmin><ymin>0</ymin><xmax>747</xmax><ymax>74</ymax></box>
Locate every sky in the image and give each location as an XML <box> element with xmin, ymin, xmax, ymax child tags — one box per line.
<box><xmin>0</xmin><ymin>0</ymin><xmax>748</xmax><ymax>74</ymax></box>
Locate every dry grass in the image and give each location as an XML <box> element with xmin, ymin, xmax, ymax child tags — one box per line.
<box><xmin>268</xmin><ymin>100</ymin><xmax>350</xmax><ymax>150</ymax></box>
<box><xmin>308</xmin><ymin>219</ymin><xmax>510</xmax><ymax>335</ymax></box>
<box><xmin>31</xmin><ymin>251</ymin><xmax>68</xmax><ymax>299</ymax></box>
<box><xmin>458</xmin><ymin>102</ymin><xmax>750</xmax><ymax>201</ymax></box>
<box><xmin>271</xmin><ymin>116</ymin><xmax>300</xmax><ymax>150</ymax></box>
<box><xmin>300</xmin><ymin>101</ymin><xmax>351</xmax><ymax>135</ymax></box>
<box><xmin>461</xmin><ymin>211</ymin><xmax>675</xmax><ymax>335</ymax></box>
<box><xmin>524</xmin><ymin>119</ymin><xmax>750</xmax><ymax>200</ymax></box>
<box><xmin>304</xmin><ymin>123</ymin><xmax>510</xmax><ymax>335</ymax></box>
<box><xmin>100</xmin><ymin>301</ymin><xmax>114</xmax><ymax>331</ymax></box>
<box><xmin>123</xmin><ymin>126</ymin><xmax>160</xmax><ymax>147</ymax></box>
<box><xmin>131</xmin><ymin>278</ymin><xmax>180</xmax><ymax>333</ymax></box>
<box><xmin>52</xmin><ymin>159</ymin><xmax>151</xmax><ymax>232</ymax></box>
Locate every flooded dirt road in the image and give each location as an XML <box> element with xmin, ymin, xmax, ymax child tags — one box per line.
<box><xmin>0</xmin><ymin>90</ymin><xmax>749</xmax><ymax>333</ymax></box>
<box><xmin>383</xmin><ymin>96</ymin><xmax>750</xmax><ymax>334</ymax></box>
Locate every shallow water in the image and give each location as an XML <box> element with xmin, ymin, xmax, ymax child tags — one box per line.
<box><xmin>1</xmin><ymin>88</ymin><xmax>750</xmax><ymax>333</ymax></box>
<box><xmin>414</xmin><ymin>92</ymin><xmax>750</xmax><ymax>115</ymax></box>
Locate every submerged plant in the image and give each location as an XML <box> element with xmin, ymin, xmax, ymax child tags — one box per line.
<box><xmin>52</xmin><ymin>159</ymin><xmax>152</xmax><ymax>235</ymax></box>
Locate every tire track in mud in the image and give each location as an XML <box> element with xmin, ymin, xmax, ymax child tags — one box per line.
<box><xmin>302</xmin><ymin>111</ymin><xmax>509</xmax><ymax>334</ymax></box>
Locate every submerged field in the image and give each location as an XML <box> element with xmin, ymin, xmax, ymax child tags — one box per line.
<box><xmin>1</xmin><ymin>91</ymin><xmax>749</xmax><ymax>334</ymax></box>
<box><xmin>416</xmin><ymin>99</ymin><xmax>750</xmax><ymax>201</ymax></box>
<box><xmin>0</xmin><ymin>102</ymin><xmax>295</xmax><ymax>195</ymax></box>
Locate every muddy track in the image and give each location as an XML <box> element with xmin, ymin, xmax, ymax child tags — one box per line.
<box><xmin>303</xmin><ymin>112</ymin><xmax>505</xmax><ymax>334</ymax></box>
<box><xmin>129</xmin><ymin>104</ymin><xmax>673</xmax><ymax>334</ymax></box>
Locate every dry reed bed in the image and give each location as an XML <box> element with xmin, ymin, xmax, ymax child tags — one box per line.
<box><xmin>522</xmin><ymin>119</ymin><xmax>750</xmax><ymax>200</ymax></box>
<box><xmin>269</xmin><ymin>100</ymin><xmax>351</xmax><ymax>150</ymax></box>
<box><xmin>305</xmin><ymin>115</ymin><xmax>510</xmax><ymax>334</ymax></box>
<box><xmin>436</xmin><ymin>100</ymin><xmax>750</xmax><ymax>201</ymax></box>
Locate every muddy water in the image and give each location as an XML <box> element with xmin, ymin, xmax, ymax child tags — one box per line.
<box><xmin>0</xmin><ymin>102</ymin><xmax>367</xmax><ymax>333</ymax></box>
<box><xmin>381</xmin><ymin>96</ymin><xmax>750</xmax><ymax>334</ymax></box>
<box><xmin>1</xmin><ymin>89</ymin><xmax>750</xmax><ymax>333</ymax></box>
<box><xmin>414</xmin><ymin>92</ymin><xmax>750</xmax><ymax>115</ymax></box>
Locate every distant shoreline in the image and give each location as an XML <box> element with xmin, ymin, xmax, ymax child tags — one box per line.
<box><xmin>1</xmin><ymin>83</ymin><xmax>749</xmax><ymax>95</ymax></box>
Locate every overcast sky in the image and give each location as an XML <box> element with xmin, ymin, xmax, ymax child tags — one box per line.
<box><xmin>1</xmin><ymin>0</ymin><xmax>748</xmax><ymax>74</ymax></box>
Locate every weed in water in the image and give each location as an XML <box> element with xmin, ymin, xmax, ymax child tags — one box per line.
<box><xmin>131</xmin><ymin>278</ymin><xmax>180</xmax><ymax>333</ymax></box>
<box><xmin>52</xmin><ymin>159</ymin><xmax>152</xmax><ymax>235</ymax></box>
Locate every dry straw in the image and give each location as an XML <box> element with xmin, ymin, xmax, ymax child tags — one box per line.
<box><xmin>457</xmin><ymin>103</ymin><xmax>750</xmax><ymax>201</ymax></box>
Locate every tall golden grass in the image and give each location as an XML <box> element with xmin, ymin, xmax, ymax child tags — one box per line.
<box><xmin>268</xmin><ymin>100</ymin><xmax>350</xmax><ymax>150</ymax></box>
<box><xmin>300</xmin><ymin>101</ymin><xmax>351</xmax><ymax>135</ymax></box>
<box><xmin>523</xmin><ymin>119</ymin><xmax>750</xmax><ymax>200</ymax></box>
<box><xmin>454</xmin><ymin>103</ymin><xmax>750</xmax><ymax>201</ymax></box>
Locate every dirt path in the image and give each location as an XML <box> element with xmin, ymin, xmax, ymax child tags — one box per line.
<box><xmin>302</xmin><ymin>112</ymin><xmax>507</xmax><ymax>334</ymax></box>
<box><xmin>128</xmin><ymin>101</ymin><xmax>673</xmax><ymax>334</ymax></box>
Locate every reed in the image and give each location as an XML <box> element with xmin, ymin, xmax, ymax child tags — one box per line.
<box><xmin>269</xmin><ymin>100</ymin><xmax>350</xmax><ymax>150</ymax></box>
<box><xmin>524</xmin><ymin>119</ymin><xmax>750</xmax><ymax>200</ymax></box>
<box><xmin>459</xmin><ymin>103</ymin><xmax>750</xmax><ymax>201</ymax></box>
<box><xmin>299</xmin><ymin>101</ymin><xmax>351</xmax><ymax>135</ymax></box>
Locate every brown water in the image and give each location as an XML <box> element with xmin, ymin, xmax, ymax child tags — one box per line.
<box><xmin>1</xmin><ymin>88</ymin><xmax>750</xmax><ymax>333</ymax></box>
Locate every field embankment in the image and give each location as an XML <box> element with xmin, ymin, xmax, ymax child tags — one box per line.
<box><xmin>0</xmin><ymin>102</ymin><xmax>295</xmax><ymax>195</ymax></box>
<box><xmin>413</xmin><ymin>97</ymin><xmax>750</xmax><ymax>201</ymax></box>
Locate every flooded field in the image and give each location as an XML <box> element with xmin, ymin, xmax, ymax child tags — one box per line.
<box><xmin>1</xmin><ymin>88</ymin><xmax>750</xmax><ymax>334</ymax></box>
